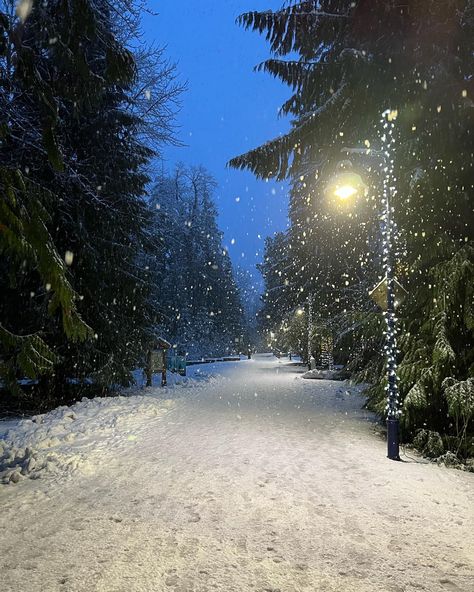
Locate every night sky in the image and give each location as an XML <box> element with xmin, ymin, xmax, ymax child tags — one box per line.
<box><xmin>141</xmin><ymin>1</ymin><xmax>290</xmax><ymax>279</ymax></box>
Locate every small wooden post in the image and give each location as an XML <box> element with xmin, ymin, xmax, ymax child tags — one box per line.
<box><xmin>161</xmin><ymin>349</ymin><xmax>167</xmax><ymax>387</ymax></box>
<box><xmin>145</xmin><ymin>349</ymin><xmax>152</xmax><ymax>387</ymax></box>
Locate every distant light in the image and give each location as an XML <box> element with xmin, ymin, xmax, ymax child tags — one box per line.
<box><xmin>64</xmin><ymin>251</ymin><xmax>74</xmax><ymax>266</ymax></box>
<box><xmin>296</xmin><ymin>308</ymin><xmax>304</xmax><ymax>316</ymax></box>
<box><xmin>16</xmin><ymin>0</ymin><xmax>33</xmax><ymax>22</ymax></box>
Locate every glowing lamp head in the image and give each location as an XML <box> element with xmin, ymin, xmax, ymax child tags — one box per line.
<box><xmin>334</xmin><ymin>184</ymin><xmax>358</xmax><ymax>200</ymax></box>
<box><xmin>326</xmin><ymin>170</ymin><xmax>366</xmax><ymax>204</ymax></box>
<box><xmin>296</xmin><ymin>308</ymin><xmax>304</xmax><ymax>316</ymax></box>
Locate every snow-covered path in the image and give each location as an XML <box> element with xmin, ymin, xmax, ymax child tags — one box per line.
<box><xmin>1</xmin><ymin>355</ymin><xmax>473</xmax><ymax>592</ymax></box>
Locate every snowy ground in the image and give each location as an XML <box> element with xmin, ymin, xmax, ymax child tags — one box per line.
<box><xmin>0</xmin><ymin>355</ymin><xmax>473</xmax><ymax>592</ymax></box>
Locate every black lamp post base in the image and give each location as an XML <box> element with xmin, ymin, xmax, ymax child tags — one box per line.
<box><xmin>387</xmin><ymin>417</ymin><xmax>401</xmax><ymax>461</ymax></box>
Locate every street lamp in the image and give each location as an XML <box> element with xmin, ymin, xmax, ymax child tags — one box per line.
<box><xmin>329</xmin><ymin>110</ymin><xmax>401</xmax><ymax>461</ymax></box>
<box><xmin>307</xmin><ymin>293</ymin><xmax>313</xmax><ymax>370</ymax></box>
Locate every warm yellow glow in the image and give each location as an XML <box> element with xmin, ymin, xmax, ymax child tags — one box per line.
<box><xmin>334</xmin><ymin>184</ymin><xmax>358</xmax><ymax>200</ymax></box>
<box><xmin>296</xmin><ymin>308</ymin><xmax>304</xmax><ymax>316</ymax></box>
<box><xmin>326</xmin><ymin>170</ymin><xmax>366</xmax><ymax>204</ymax></box>
<box><xmin>387</xmin><ymin>109</ymin><xmax>398</xmax><ymax>122</ymax></box>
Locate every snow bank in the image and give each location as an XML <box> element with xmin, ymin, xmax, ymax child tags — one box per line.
<box><xmin>301</xmin><ymin>368</ymin><xmax>347</xmax><ymax>380</ymax></box>
<box><xmin>0</xmin><ymin>395</ymin><xmax>174</xmax><ymax>485</ymax></box>
<box><xmin>0</xmin><ymin>364</ymin><xmax>230</xmax><ymax>485</ymax></box>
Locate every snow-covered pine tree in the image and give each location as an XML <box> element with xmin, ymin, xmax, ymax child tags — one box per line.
<box><xmin>148</xmin><ymin>165</ymin><xmax>244</xmax><ymax>358</ymax></box>
<box><xmin>0</xmin><ymin>0</ymin><xmax>180</xmax><ymax>404</ymax></box>
<box><xmin>257</xmin><ymin>231</ymin><xmax>294</xmax><ymax>335</ymax></box>
<box><xmin>231</xmin><ymin>1</ymin><xmax>384</xmax><ymax>365</ymax></box>
<box><xmin>234</xmin><ymin>266</ymin><xmax>262</xmax><ymax>351</ymax></box>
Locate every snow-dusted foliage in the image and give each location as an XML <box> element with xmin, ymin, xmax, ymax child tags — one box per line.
<box><xmin>0</xmin><ymin>0</ymin><xmax>182</xmax><ymax>405</ymax></box>
<box><xmin>443</xmin><ymin>378</ymin><xmax>474</xmax><ymax>428</ymax></box>
<box><xmin>147</xmin><ymin>165</ymin><xmax>244</xmax><ymax>358</ymax></box>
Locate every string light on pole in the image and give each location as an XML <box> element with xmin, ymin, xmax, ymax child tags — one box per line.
<box><xmin>380</xmin><ymin>108</ymin><xmax>401</xmax><ymax>461</ymax></box>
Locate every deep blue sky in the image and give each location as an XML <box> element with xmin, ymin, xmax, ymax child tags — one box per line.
<box><xmin>141</xmin><ymin>1</ymin><xmax>290</xmax><ymax>278</ymax></box>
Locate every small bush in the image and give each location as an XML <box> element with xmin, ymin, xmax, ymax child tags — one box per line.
<box><xmin>413</xmin><ymin>429</ymin><xmax>444</xmax><ymax>458</ymax></box>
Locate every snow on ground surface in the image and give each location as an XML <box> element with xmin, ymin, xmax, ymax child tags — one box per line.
<box><xmin>0</xmin><ymin>355</ymin><xmax>473</xmax><ymax>592</ymax></box>
<box><xmin>0</xmin><ymin>371</ymin><xmax>217</xmax><ymax>484</ymax></box>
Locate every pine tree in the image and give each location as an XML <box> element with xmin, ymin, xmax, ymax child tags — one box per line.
<box><xmin>1</xmin><ymin>1</ymin><xmax>180</xmax><ymax>404</ymax></box>
<box><xmin>234</xmin><ymin>266</ymin><xmax>262</xmax><ymax>351</ymax></box>
<box><xmin>148</xmin><ymin>165</ymin><xmax>244</xmax><ymax>358</ymax></box>
<box><xmin>257</xmin><ymin>231</ymin><xmax>294</xmax><ymax>335</ymax></box>
<box><xmin>230</xmin><ymin>1</ymin><xmax>474</xmax><ymax>455</ymax></box>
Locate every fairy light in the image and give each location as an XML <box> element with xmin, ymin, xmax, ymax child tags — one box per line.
<box><xmin>380</xmin><ymin>109</ymin><xmax>401</xmax><ymax>460</ymax></box>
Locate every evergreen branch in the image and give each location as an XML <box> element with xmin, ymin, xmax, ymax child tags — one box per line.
<box><xmin>254</xmin><ymin>58</ymin><xmax>329</xmax><ymax>89</ymax></box>
<box><xmin>237</xmin><ymin>3</ymin><xmax>350</xmax><ymax>56</ymax></box>
<box><xmin>229</xmin><ymin>80</ymin><xmax>349</xmax><ymax>180</ymax></box>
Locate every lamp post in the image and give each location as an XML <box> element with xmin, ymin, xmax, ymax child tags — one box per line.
<box><xmin>379</xmin><ymin>110</ymin><xmax>401</xmax><ymax>461</ymax></box>
<box><xmin>307</xmin><ymin>293</ymin><xmax>314</xmax><ymax>370</ymax></box>
<box><xmin>328</xmin><ymin>109</ymin><xmax>401</xmax><ymax>461</ymax></box>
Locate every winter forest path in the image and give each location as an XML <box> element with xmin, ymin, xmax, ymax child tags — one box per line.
<box><xmin>0</xmin><ymin>355</ymin><xmax>473</xmax><ymax>592</ymax></box>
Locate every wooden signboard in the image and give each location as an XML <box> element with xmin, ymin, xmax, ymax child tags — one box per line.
<box><xmin>145</xmin><ymin>338</ymin><xmax>170</xmax><ymax>387</ymax></box>
<box><xmin>151</xmin><ymin>350</ymin><xmax>165</xmax><ymax>373</ymax></box>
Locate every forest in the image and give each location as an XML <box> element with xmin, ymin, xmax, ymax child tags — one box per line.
<box><xmin>0</xmin><ymin>0</ymin><xmax>247</xmax><ymax>411</ymax></box>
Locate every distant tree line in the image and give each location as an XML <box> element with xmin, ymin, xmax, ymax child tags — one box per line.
<box><xmin>0</xmin><ymin>0</ymin><xmax>244</xmax><ymax>410</ymax></box>
<box><xmin>231</xmin><ymin>1</ymin><xmax>474</xmax><ymax>460</ymax></box>
<box><xmin>147</xmin><ymin>164</ymin><xmax>244</xmax><ymax>358</ymax></box>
